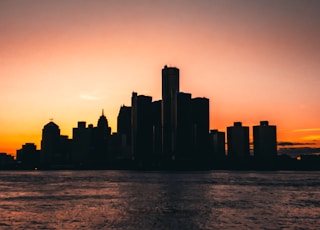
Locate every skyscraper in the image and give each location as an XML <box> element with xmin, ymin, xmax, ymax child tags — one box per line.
<box><xmin>93</xmin><ymin>110</ymin><xmax>111</xmax><ymax>167</ymax></box>
<box><xmin>227</xmin><ymin>122</ymin><xmax>250</xmax><ymax>158</ymax></box>
<box><xmin>97</xmin><ymin>110</ymin><xmax>111</xmax><ymax>136</ymax></box>
<box><xmin>72</xmin><ymin>121</ymin><xmax>94</xmax><ymax>167</ymax></box>
<box><xmin>152</xmin><ymin>100</ymin><xmax>162</xmax><ymax>156</ymax></box>
<box><xmin>40</xmin><ymin>121</ymin><xmax>61</xmax><ymax>167</ymax></box>
<box><xmin>192</xmin><ymin>97</ymin><xmax>210</xmax><ymax>159</ymax></box>
<box><xmin>117</xmin><ymin>105</ymin><xmax>132</xmax><ymax>147</ymax></box>
<box><xmin>71</xmin><ymin>111</ymin><xmax>111</xmax><ymax>169</ymax></box>
<box><xmin>162</xmin><ymin>65</ymin><xmax>179</xmax><ymax>158</ymax></box>
<box><xmin>16</xmin><ymin>143</ymin><xmax>40</xmax><ymax>169</ymax></box>
<box><xmin>117</xmin><ymin>105</ymin><xmax>132</xmax><ymax>159</ymax></box>
<box><xmin>131</xmin><ymin>92</ymin><xmax>153</xmax><ymax>165</ymax></box>
<box><xmin>253</xmin><ymin>121</ymin><xmax>277</xmax><ymax>158</ymax></box>
<box><xmin>176</xmin><ymin>92</ymin><xmax>193</xmax><ymax>159</ymax></box>
<box><xmin>209</xmin><ymin>130</ymin><xmax>226</xmax><ymax>159</ymax></box>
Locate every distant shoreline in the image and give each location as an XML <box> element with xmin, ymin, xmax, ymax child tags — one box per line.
<box><xmin>1</xmin><ymin>155</ymin><xmax>319</xmax><ymax>171</ymax></box>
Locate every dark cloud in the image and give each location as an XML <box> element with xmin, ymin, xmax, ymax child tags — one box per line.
<box><xmin>278</xmin><ymin>142</ymin><xmax>316</xmax><ymax>146</ymax></box>
<box><xmin>278</xmin><ymin>147</ymin><xmax>320</xmax><ymax>158</ymax></box>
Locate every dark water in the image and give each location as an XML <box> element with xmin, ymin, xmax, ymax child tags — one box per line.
<box><xmin>0</xmin><ymin>171</ymin><xmax>319</xmax><ymax>229</ymax></box>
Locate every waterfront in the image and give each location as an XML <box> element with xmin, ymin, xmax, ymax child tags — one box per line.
<box><xmin>0</xmin><ymin>171</ymin><xmax>319</xmax><ymax>229</ymax></box>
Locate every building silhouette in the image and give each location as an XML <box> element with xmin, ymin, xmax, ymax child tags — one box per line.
<box><xmin>71</xmin><ymin>111</ymin><xmax>111</xmax><ymax>169</ymax></box>
<box><xmin>227</xmin><ymin>122</ymin><xmax>250</xmax><ymax>159</ymax></box>
<box><xmin>93</xmin><ymin>110</ymin><xmax>111</xmax><ymax>167</ymax></box>
<box><xmin>253</xmin><ymin>121</ymin><xmax>277</xmax><ymax>158</ymax></box>
<box><xmin>72</xmin><ymin>121</ymin><xmax>94</xmax><ymax>168</ymax></box>
<box><xmin>0</xmin><ymin>153</ymin><xmax>15</xmax><ymax>169</ymax></box>
<box><xmin>41</xmin><ymin>121</ymin><xmax>72</xmax><ymax>168</ymax></box>
<box><xmin>11</xmin><ymin>65</ymin><xmax>303</xmax><ymax>171</ymax></box>
<box><xmin>131</xmin><ymin>92</ymin><xmax>153</xmax><ymax>166</ymax></box>
<box><xmin>152</xmin><ymin>100</ymin><xmax>162</xmax><ymax>157</ymax></box>
<box><xmin>117</xmin><ymin>105</ymin><xmax>132</xmax><ymax>159</ymax></box>
<box><xmin>41</xmin><ymin>121</ymin><xmax>61</xmax><ymax>167</ymax></box>
<box><xmin>192</xmin><ymin>97</ymin><xmax>210</xmax><ymax>160</ymax></box>
<box><xmin>162</xmin><ymin>65</ymin><xmax>179</xmax><ymax>159</ymax></box>
<box><xmin>209</xmin><ymin>130</ymin><xmax>226</xmax><ymax>160</ymax></box>
<box><xmin>60</xmin><ymin>135</ymin><xmax>72</xmax><ymax>165</ymax></box>
<box><xmin>176</xmin><ymin>92</ymin><xmax>193</xmax><ymax>160</ymax></box>
<box><xmin>117</xmin><ymin>105</ymin><xmax>132</xmax><ymax>147</ymax></box>
<box><xmin>16</xmin><ymin>143</ymin><xmax>40</xmax><ymax>169</ymax></box>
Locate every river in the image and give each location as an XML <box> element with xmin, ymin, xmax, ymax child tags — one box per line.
<box><xmin>0</xmin><ymin>170</ymin><xmax>319</xmax><ymax>229</ymax></box>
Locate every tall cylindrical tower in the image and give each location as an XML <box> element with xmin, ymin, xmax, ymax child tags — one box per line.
<box><xmin>162</xmin><ymin>65</ymin><xmax>179</xmax><ymax>158</ymax></box>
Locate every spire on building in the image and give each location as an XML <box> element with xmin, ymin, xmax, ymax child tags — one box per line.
<box><xmin>97</xmin><ymin>110</ymin><xmax>111</xmax><ymax>135</ymax></box>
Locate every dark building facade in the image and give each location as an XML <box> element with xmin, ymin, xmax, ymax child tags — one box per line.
<box><xmin>92</xmin><ymin>110</ymin><xmax>111</xmax><ymax>168</ymax></box>
<box><xmin>162</xmin><ymin>65</ymin><xmax>179</xmax><ymax>159</ymax></box>
<box><xmin>59</xmin><ymin>135</ymin><xmax>72</xmax><ymax>165</ymax></box>
<box><xmin>0</xmin><ymin>153</ymin><xmax>15</xmax><ymax>169</ymax></box>
<box><xmin>192</xmin><ymin>97</ymin><xmax>210</xmax><ymax>159</ymax></box>
<box><xmin>253</xmin><ymin>121</ymin><xmax>277</xmax><ymax>158</ymax></box>
<box><xmin>72</xmin><ymin>121</ymin><xmax>94</xmax><ymax>167</ymax></box>
<box><xmin>227</xmin><ymin>122</ymin><xmax>250</xmax><ymax>158</ymax></box>
<box><xmin>16</xmin><ymin>143</ymin><xmax>40</xmax><ymax>169</ymax></box>
<box><xmin>209</xmin><ymin>130</ymin><xmax>226</xmax><ymax>159</ymax></box>
<box><xmin>152</xmin><ymin>100</ymin><xmax>162</xmax><ymax>157</ymax></box>
<box><xmin>71</xmin><ymin>111</ymin><xmax>111</xmax><ymax>169</ymax></box>
<box><xmin>117</xmin><ymin>105</ymin><xmax>132</xmax><ymax>159</ymax></box>
<box><xmin>117</xmin><ymin>105</ymin><xmax>132</xmax><ymax>147</ymax></box>
<box><xmin>40</xmin><ymin>121</ymin><xmax>62</xmax><ymax>167</ymax></box>
<box><xmin>176</xmin><ymin>92</ymin><xmax>193</xmax><ymax>160</ymax></box>
<box><xmin>131</xmin><ymin>92</ymin><xmax>153</xmax><ymax>165</ymax></box>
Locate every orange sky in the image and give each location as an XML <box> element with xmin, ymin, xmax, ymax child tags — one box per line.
<box><xmin>1</xmin><ymin>0</ymin><xmax>320</xmax><ymax>156</ymax></box>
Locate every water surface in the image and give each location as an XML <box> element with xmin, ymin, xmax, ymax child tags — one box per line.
<box><xmin>0</xmin><ymin>171</ymin><xmax>319</xmax><ymax>229</ymax></box>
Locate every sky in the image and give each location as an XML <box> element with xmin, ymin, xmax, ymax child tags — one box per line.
<box><xmin>1</xmin><ymin>0</ymin><xmax>320</xmax><ymax>156</ymax></box>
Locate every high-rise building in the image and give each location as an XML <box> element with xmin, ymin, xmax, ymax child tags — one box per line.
<box><xmin>253</xmin><ymin>121</ymin><xmax>277</xmax><ymax>158</ymax></box>
<box><xmin>72</xmin><ymin>121</ymin><xmax>94</xmax><ymax>167</ymax></box>
<box><xmin>131</xmin><ymin>92</ymin><xmax>153</xmax><ymax>164</ymax></box>
<box><xmin>192</xmin><ymin>97</ymin><xmax>210</xmax><ymax>159</ymax></box>
<box><xmin>0</xmin><ymin>153</ymin><xmax>15</xmax><ymax>169</ymax></box>
<box><xmin>152</xmin><ymin>100</ymin><xmax>162</xmax><ymax>156</ymax></box>
<box><xmin>59</xmin><ymin>135</ymin><xmax>72</xmax><ymax>165</ymax></box>
<box><xmin>41</xmin><ymin>121</ymin><xmax>72</xmax><ymax>168</ymax></box>
<box><xmin>117</xmin><ymin>105</ymin><xmax>132</xmax><ymax>159</ymax></box>
<box><xmin>176</xmin><ymin>92</ymin><xmax>193</xmax><ymax>159</ymax></box>
<box><xmin>227</xmin><ymin>122</ymin><xmax>250</xmax><ymax>158</ymax></box>
<box><xmin>209</xmin><ymin>130</ymin><xmax>226</xmax><ymax>159</ymax></box>
<box><xmin>72</xmin><ymin>111</ymin><xmax>111</xmax><ymax>169</ymax></box>
<box><xmin>117</xmin><ymin>105</ymin><xmax>132</xmax><ymax>147</ymax></box>
<box><xmin>41</xmin><ymin>121</ymin><xmax>61</xmax><ymax>167</ymax></box>
<box><xmin>16</xmin><ymin>143</ymin><xmax>40</xmax><ymax>169</ymax></box>
<box><xmin>162</xmin><ymin>65</ymin><xmax>179</xmax><ymax>158</ymax></box>
<box><xmin>96</xmin><ymin>110</ymin><xmax>111</xmax><ymax>136</ymax></box>
<box><xmin>93</xmin><ymin>110</ymin><xmax>111</xmax><ymax>167</ymax></box>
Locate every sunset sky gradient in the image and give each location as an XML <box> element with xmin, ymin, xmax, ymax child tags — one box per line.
<box><xmin>1</xmin><ymin>0</ymin><xmax>320</xmax><ymax>156</ymax></box>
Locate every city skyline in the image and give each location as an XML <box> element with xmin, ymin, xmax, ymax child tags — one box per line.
<box><xmin>1</xmin><ymin>0</ymin><xmax>320</xmax><ymax>156</ymax></box>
